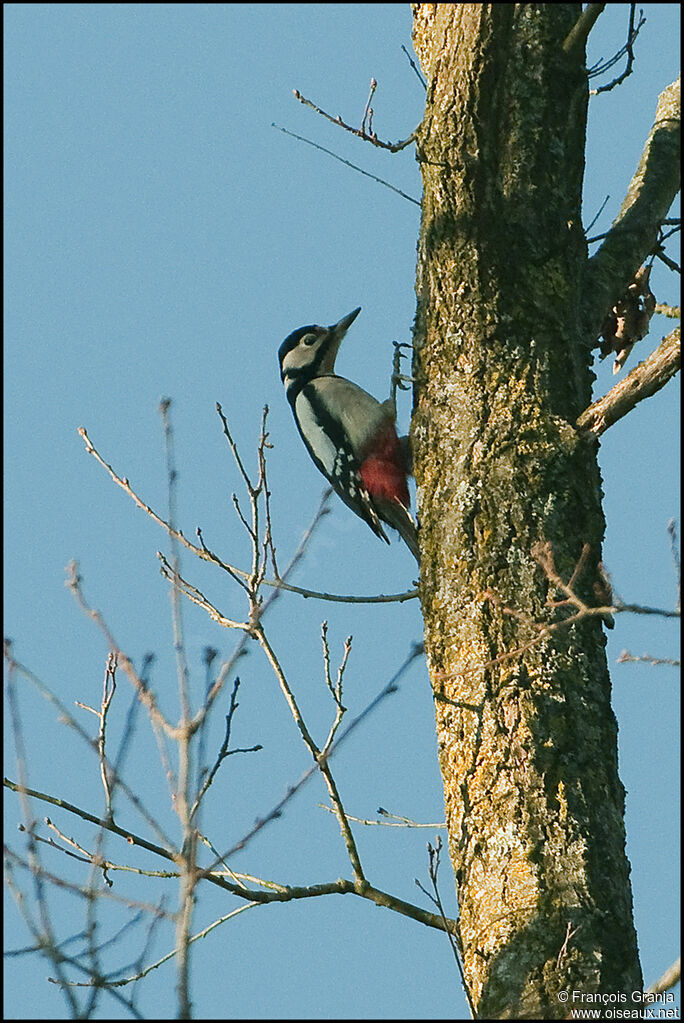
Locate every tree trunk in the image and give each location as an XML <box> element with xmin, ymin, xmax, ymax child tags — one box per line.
<box><xmin>411</xmin><ymin>5</ymin><xmax>642</xmax><ymax>1017</ymax></box>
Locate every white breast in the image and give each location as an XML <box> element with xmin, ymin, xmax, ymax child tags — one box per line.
<box><xmin>294</xmin><ymin>389</ymin><xmax>340</xmax><ymax>476</ymax></box>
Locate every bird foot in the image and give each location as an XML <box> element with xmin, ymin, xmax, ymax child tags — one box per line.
<box><xmin>390</xmin><ymin>342</ymin><xmax>415</xmax><ymax>408</ymax></box>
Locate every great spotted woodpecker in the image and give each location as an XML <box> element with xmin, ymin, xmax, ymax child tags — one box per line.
<box><xmin>278</xmin><ymin>307</ymin><xmax>419</xmax><ymax>562</ymax></box>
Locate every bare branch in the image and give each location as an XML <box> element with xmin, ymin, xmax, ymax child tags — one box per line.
<box><xmin>79</xmin><ymin>426</ymin><xmax>418</xmax><ymax>605</ymax></box>
<box><xmin>557</xmin><ymin>921</ymin><xmax>582</xmax><ymax>971</ymax></box>
<box><xmin>75</xmin><ymin>652</ymin><xmax>117</xmax><ymax>820</ymax></box>
<box><xmin>157</xmin><ymin>553</ymin><xmax>250</xmax><ymax>631</ymax></box>
<box><xmin>588</xmin><ymin>4</ymin><xmax>646</xmax><ymax>94</ymax></box>
<box><xmin>191</xmin><ymin>676</ymin><xmax>262</xmax><ymax>821</ymax></box>
<box><xmin>292</xmin><ymin>86</ymin><xmax>420</xmax><ymax>152</ymax></box>
<box><xmin>253</xmin><ymin>621</ymin><xmax>365</xmax><ymax>883</ymax></box>
<box><xmin>268</xmin><ymin>577</ymin><xmax>418</xmax><ymax>604</ymax></box>
<box><xmin>209</xmin><ymin>641</ymin><xmax>423</xmax><ymax>868</ymax></box>
<box><xmin>577</xmin><ymin>327</ymin><xmax>680</xmax><ymax>437</ymax></box>
<box><xmin>319</xmin><ymin>803</ymin><xmax>445</xmax><ymax>829</ymax></box>
<box><xmin>4</xmin><ymin>646</ymin><xmax>81</xmax><ymax>1016</ymax></box>
<box><xmin>585</xmin><ymin>193</ymin><xmax>611</xmax><ymax>236</ymax></box>
<box><xmin>159</xmin><ymin>398</ymin><xmax>191</xmax><ymax>725</ymax></box>
<box><xmin>562</xmin><ymin>4</ymin><xmax>606</xmax><ymax>56</ymax></box>
<box><xmin>158</xmin><ymin>401</ymin><xmax>195</xmax><ymax>1016</ymax></box>
<box><xmin>7</xmin><ymin>646</ymin><xmax>443</xmax><ymax>958</ymax></box>
<box><xmin>66</xmin><ymin>562</ymin><xmax>175</xmax><ymax>746</ymax></box>
<box><xmin>654</xmin><ymin>248</ymin><xmax>681</xmax><ymax>274</ymax></box>
<box><xmin>646</xmin><ymin>957</ymin><xmax>681</xmax><ymax>996</ymax></box>
<box><xmin>616</xmin><ymin>651</ymin><xmax>680</xmax><ymax>668</ymax></box>
<box><xmin>3</xmin><ymin>644</ymin><xmax>175</xmax><ymax>853</ymax></box>
<box><xmin>320</xmin><ymin>621</ymin><xmax>351</xmax><ymax>713</ymax></box>
<box><xmin>4</xmin><ymin>778</ymin><xmax>175</xmax><ymax>864</ymax></box>
<box><xmin>183</xmin><ymin>488</ymin><xmax>336</xmax><ymax>746</ymax></box>
<box><xmin>459</xmin><ymin>541</ymin><xmax>681</xmax><ymax>682</ymax></box>
<box><xmin>86</xmin><ymin>904</ymin><xmax>262</xmax><ymax>989</ymax></box>
<box><xmin>361</xmin><ymin>78</ymin><xmax>377</xmax><ymax>136</ymax></box>
<box><xmin>5</xmin><ymin>787</ymin><xmax>460</xmax><ymax>939</ymax></box>
<box><xmin>5</xmin><ymin>846</ymin><xmax>172</xmax><ymax>921</ymax></box>
<box><xmin>582</xmin><ymin>77</ymin><xmax>681</xmax><ymax>340</ymax></box>
<box><xmin>655</xmin><ymin>302</ymin><xmax>681</xmax><ymax>319</ymax></box>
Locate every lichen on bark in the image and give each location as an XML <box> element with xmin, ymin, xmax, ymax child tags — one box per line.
<box><xmin>411</xmin><ymin>5</ymin><xmax>642</xmax><ymax>1016</ymax></box>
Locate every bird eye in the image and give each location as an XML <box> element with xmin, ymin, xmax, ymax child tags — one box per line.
<box><xmin>302</xmin><ymin>333</ymin><xmax>318</xmax><ymax>346</ymax></box>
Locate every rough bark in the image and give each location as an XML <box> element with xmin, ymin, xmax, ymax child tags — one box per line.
<box><xmin>411</xmin><ymin>5</ymin><xmax>642</xmax><ymax>1017</ymax></box>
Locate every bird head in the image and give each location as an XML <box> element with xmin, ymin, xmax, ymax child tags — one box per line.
<box><xmin>278</xmin><ymin>307</ymin><xmax>361</xmax><ymax>392</ymax></box>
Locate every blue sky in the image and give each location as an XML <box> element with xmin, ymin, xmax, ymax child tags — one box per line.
<box><xmin>4</xmin><ymin>4</ymin><xmax>680</xmax><ymax>1019</ymax></box>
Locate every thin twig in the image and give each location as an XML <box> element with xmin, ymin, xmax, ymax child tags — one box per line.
<box><xmin>157</xmin><ymin>554</ymin><xmax>250</xmax><ymax>631</ymax></box>
<box><xmin>183</xmin><ymin>488</ymin><xmax>335</xmax><ymax>747</ymax></box>
<box><xmin>668</xmin><ymin>518</ymin><xmax>681</xmax><ymax>613</ymax></box>
<box><xmin>557</xmin><ymin>921</ymin><xmax>582</xmax><ymax>970</ymax></box>
<box><xmin>319</xmin><ymin>804</ymin><xmax>445</xmax><ymax>829</ymax></box>
<box><xmin>589</xmin><ymin>5</ymin><xmax>646</xmax><ymax>95</ymax></box>
<box><xmin>3</xmin><ymin>645</ymin><xmax>176</xmax><ymax>853</ymax></box>
<box><xmin>320</xmin><ymin>621</ymin><xmax>350</xmax><ymax>711</ymax></box>
<box><xmin>4</xmin><ymin>846</ymin><xmax>172</xmax><ymax>920</ymax></box>
<box><xmin>654</xmin><ymin>248</ymin><xmax>681</xmax><ymax>275</ymax></box>
<box><xmin>320</xmin><ymin>628</ymin><xmax>352</xmax><ymax>754</ymax></box>
<box><xmin>4</xmin><ymin>646</ymin><xmax>81</xmax><ymax>1016</ymax></box>
<box><xmin>361</xmin><ymin>78</ymin><xmax>377</xmax><ymax>135</ymax></box>
<box><xmin>292</xmin><ymin>87</ymin><xmax>420</xmax><ymax>152</ymax></box>
<box><xmin>75</xmin><ymin>652</ymin><xmax>117</xmax><ymax>820</ymax></box>
<box><xmin>415</xmin><ymin>837</ymin><xmax>476</xmax><ymax>1018</ymax></box>
<box><xmin>208</xmin><ymin>641</ymin><xmax>424</xmax><ymax>868</ymax></box>
<box><xmin>452</xmin><ymin>538</ymin><xmax>681</xmax><ymax>683</ymax></box>
<box><xmin>191</xmin><ymin>676</ymin><xmax>262</xmax><ymax>820</ymax></box>
<box><xmin>401</xmin><ymin>44</ymin><xmax>427</xmax><ymax>90</ymax></box>
<box><xmin>3</xmin><ymin>779</ymin><xmax>175</xmax><ymax>864</ymax></box>
<box><xmin>79</xmin><ymin>424</ymin><xmax>417</xmax><ymax>604</ymax></box>
<box><xmin>253</xmin><ymin>622</ymin><xmax>365</xmax><ymax>883</ymax></box>
<box><xmin>273</xmin><ymin>123</ymin><xmax>421</xmax><ymax>207</ymax></box>
<box><xmin>66</xmin><ymin>561</ymin><xmax>180</xmax><ymax>820</ymax></box>
<box><xmin>81</xmin><ymin>903</ymin><xmax>262</xmax><ymax>989</ymax></box>
<box><xmin>5</xmin><ymin>781</ymin><xmax>460</xmax><ymax>939</ymax></box>
<box><xmin>584</xmin><ymin>194</ymin><xmax>610</xmax><ymax>236</ymax></box>
<box><xmin>158</xmin><ymin>400</ymin><xmax>195</xmax><ymax>1020</ymax></box>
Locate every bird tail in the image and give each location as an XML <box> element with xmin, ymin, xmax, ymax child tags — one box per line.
<box><xmin>377</xmin><ymin>499</ymin><xmax>420</xmax><ymax>563</ymax></box>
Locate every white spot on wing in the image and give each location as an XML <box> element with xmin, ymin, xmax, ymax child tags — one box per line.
<box><xmin>293</xmin><ymin>385</ymin><xmax>385</xmax><ymax>537</ymax></box>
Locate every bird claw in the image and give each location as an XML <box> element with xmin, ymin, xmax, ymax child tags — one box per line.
<box><xmin>390</xmin><ymin>342</ymin><xmax>415</xmax><ymax>403</ymax></box>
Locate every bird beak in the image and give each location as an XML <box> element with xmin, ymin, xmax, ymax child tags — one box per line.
<box><xmin>328</xmin><ymin>307</ymin><xmax>361</xmax><ymax>335</ymax></box>
<box><xmin>318</xmin><ymin>307</ymin><xmax>361</xmax><ymax>373</ymax></box>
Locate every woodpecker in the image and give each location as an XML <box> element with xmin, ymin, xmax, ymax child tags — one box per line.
<box><xmin>278</xmin><ymin>307</ymin><xmax>419</xmax><ymax>562</ymax></box>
